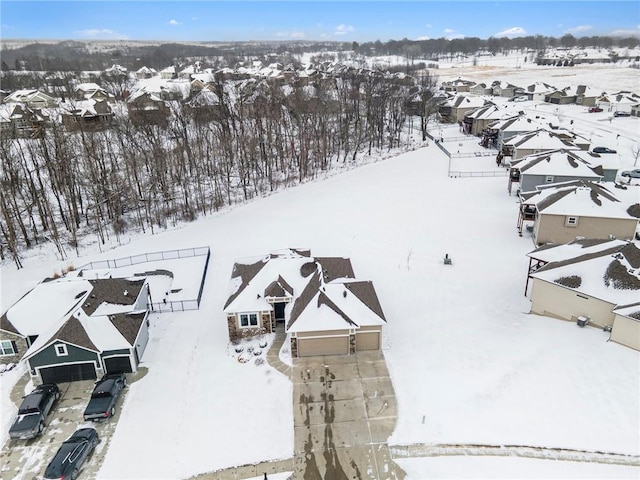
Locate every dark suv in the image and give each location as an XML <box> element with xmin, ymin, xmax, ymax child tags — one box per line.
<box><xmin>9</xmin><ymin>383</ymin><xmax>60</xmax><ymax>440</ymax></box>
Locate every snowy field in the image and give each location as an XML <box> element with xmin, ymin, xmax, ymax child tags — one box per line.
<box><xmin>1</xmin><ymin>61</ymin><xmax>639</xmax><ymax>479</ymax></box>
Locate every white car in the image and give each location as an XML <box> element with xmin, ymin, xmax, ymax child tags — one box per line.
<box><xmin>512</xmin><ymin>96</ymin><xmax>528</xmax><ymax>102</ymax></box>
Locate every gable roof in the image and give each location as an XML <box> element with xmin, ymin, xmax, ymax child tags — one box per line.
<box><xmin>503</xmin><ymin>129</ymin><xmax>580</xmax><ymax>151</ymax></box>
<box><xmin>511</xmin><ymin>149</ymin><xmax>603</xmax><ymax>178</ymax></box>
<box><xmin>527</xmin><ymin>238</ymin><xmax>628</xmax><ymax>263</ymax></box>
<box><xmin>531</xmin><ymin>242</ymin><xmax>640</xmax><ymax>307</ymax></box>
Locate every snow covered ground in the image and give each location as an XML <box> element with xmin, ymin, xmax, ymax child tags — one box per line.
<box><xmin>1</xmin><ymin>62</ymin><xmax>639</xmax><ymax>479</ymax></box>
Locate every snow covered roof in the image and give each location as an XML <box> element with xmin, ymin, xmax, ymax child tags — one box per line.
<box><xmin>464</xmin><ymin>104</ymin><xmax>515</xmax><ymax>121</ymax></box>
<box><xmin>613</xmin><ymin>302</ymin><xmax>640</xmax><ymax>322</ymax></box>
<box><xmin>75</xmin><ymin>83</ymin><xmax>103</xmax><ymax>93</ymax></box>
<box><xmin>527</xmin><ymin>238</ymin><xmax>628</xmax><ymax>263</ymax></box>
<box><xmin>223</xmin><ymin>249</ymin><xmax>386</xmax><ymax>333</ymax></box>
<box><xmin>531</xmin><ymin>242</ymin><xmax>640</xmax><ymax>307</ymax></box>
<box><xmin>504</xmin><ymin>129</ymin><xmax>580</xmax><ymax>151</ymax></box>
<box><xmin>488</xmin><ymin>115</ymin><xmax>548</xmax><ymax>133</ymax></box>
<box><xmin>526</xmin><ymin>82</ymin><xmax>556</xmax><ymax>94</ymax></box>
<box><xmin>520</xmin><ymin>180</ymin><xmax>639</xmax><ymax>221</ymax></box>
<box><xmin>444</xmin><ymin>94</ymin><xmax>487</xmax><ymax>109</ymax></box>
<box><xmin>511</xmin><ymin>149</ymin><xmax>603</xmax><ymax>178</ymax></box>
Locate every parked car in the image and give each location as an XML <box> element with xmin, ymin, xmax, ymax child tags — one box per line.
<box><xmin>621</xmin><ymin>169</ymin><xmax>640</xmax><ymax>179</ymax></box>
<box><xmin>9</xmin><ymin>383</ymin><xmax>60</xmax><ymax>440</ymax></box>
<box><xmin>613</xmin><ymin>111</ymin><xmax>631</xmax><ymax>117</ymax></box>
<box><xmin>592</xmin><ymin>147</ymin><xmax>617</xmax><ymax>154</ymax></box>
<box><xmin>512</xmin><ymin>96</ymin><xmax>528</xmax><ymax>103</ymax></box>
<box><xmin>44</xmin><ymin>427</ymin><xmax>99</xmax><ymax>480</ymax></box>
<box><xmin>588</xmin><ymin>106</ymin><xmax>603</xmax><ymax>113</ymax></box>
<box><xmin>83</xmin><ymin>373</ymin><xmax>127</xmax><ymax>421</ymax></box>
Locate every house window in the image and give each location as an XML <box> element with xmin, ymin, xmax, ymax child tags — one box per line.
<box><xmin>0</xmin><ymin>340</ymin><xmax>16</xmax><ymax>356</ymax></box>
<box><xmin>545</xmin><ymin>176</ymin><xmax>554</xmax><ymax>183</ymax></box>
<box><xmin>566</xmin><ymin>216</ymin><xmax>579</xmax><ymax>227</ymax></box>
<box><xmin>239</xmin><ymin>313</ymin><xmax>258</xmax><ymax>328</ymax></box>
<box><xmin>54</xmin><ymin>343</ymin><xmax>68</xmax><ymax>357</ymax></box>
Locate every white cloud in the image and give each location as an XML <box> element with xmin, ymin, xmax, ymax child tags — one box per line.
<box><xmin>276</xmin><ymin>31</ymin><xmax>306</xmax><ymax>39</ymax></box>
<box><xmin>495</xmin><ymin>26</ymin><xmax>527</xmax><ymax>38</ymax></box>
<box><xmin>609</xmin><ymin>27</ymin><xmax>640</xmax><ymax>38</ymax></box>
<box><xmin>416</xmin><ymin>36</ymin><xmax>431</xmax><ymax>41</ymax></box>
<box><xmin>75</xmin><ymin>28</ymin><xmax>128</xmax><ymax>40</ymax></box>
<box><xmin>334</xmin><ymin>24</ymin><xmax>355</xmax><ymax>36</ymax></box>
<box><xmin>564</xmin><ymin>25</ymin><xmax>593</xmax><ymax>35</ymax></box>
<box><xmin>443</xmin><ymin>28</ymin><xmax>455</xmax><ymax>34</ymax></box>
<box><xmin>425</xmin><ymin>24</ymin><xmax>432</xmax><ymax>28</ymax></box>
<box><xmin>167</xmin><ymin>19</ymin><xmax>182</xmax><ymax>26</ymax></box>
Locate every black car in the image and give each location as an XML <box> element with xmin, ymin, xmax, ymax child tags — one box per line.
<box><xmin>44</xmin><ymin>427</ymin><xmax>99</xmax><ymax>480</ymax></box>
<box><xmin>9</xmin><ymin>383</ymin><xmax>60</xmax><ymax>440</ymax></box>
<box><xmin>613</xmin><ymin>111</ymin><xmax>631</xmax><ymax>117</ymax></box>
<box><xmin>592</xmin><ymin>147</ymin><xmax>617</xmax><ymax>154</ymax></box>
<box><xmin>83</xmin><ymin>373</ymin><xmax>127</xmax><ymax>421</ymax></box>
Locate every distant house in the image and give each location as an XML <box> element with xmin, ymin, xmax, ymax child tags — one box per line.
<box><xmin>61</xmin><ymin>99</ymin><xmax>114</xmax><ymax>132</ymax></box>
<box><xmin>187</xmin><ymin>87</ymin><xmax>224</xmax><ymax>123</ymax></box>
<box><xmin>574</xmin><ymin>85</ymin><xmax>601</xmax><ymax>107</ymax></box>
<box><xmin>3</xmin><ymin>89</ymin><xmax>58</xmax><ymax>108</ymax></box>
<box><xmin>0</xmin><ymin>276</ymin><xmax>151</xmax><ymax>383</ymax></box>
<box><xmin>528</xmin><ymin>240</ymin><xmax>640</xmax><ymax>351</ymax></box>
<box><xmin>487</xmin><ymin>115</ymin><xmax>547</xmax><ymax>150</ymax></box>
<box><xmin>126</xmin><ymin>90</ymin><xmax>170</xmax><ymax>125</ymax></box>
<box><xmin>441</xmin><ymin>77</ymin><xmax>475</xmax><ymax>93</ymax></box>
<box><xmin>525</xmin><ymin>82</ymin><xmax>556</xmax><ymax>102</ymax></box>
<box><xmin>104</xmin><ymin>64</ymin><xmax>127</xmax><ymax>76</ymax></box>
<box><xmin>508</xmin><ymin>149</ymin><xmax>603</xmax><ymax>195</ymax></box>
<box><xmin>135</xmin><ymin>66</ymin><xmax>156</xmax><ymax>79</ymax></box>
<box><xmin>518</xmin><ymin>180</ymin><xmax>640</xmax><ymax>244</ymax></box>
<box><xmin>463</xmin><ymin>104</ymin><xmax>514</xmax><ymax>136</ymax></box>
<box><xmin>491</xmin><ymin>81</ymin><xmax>522</xmax><ymax>98</ymax></box>
<box><xmin>439</xmin><ymin>94</ymin><xmax>489</xmax><ymax>123</ymax></box>
<box><xmin>469</xmin><ymin>82</ymin><xmax>491</xmax><ymax>96</ymax></box>
<box><xmin>223</xmin><ymin>249</ymin><xmax>386</xmax><ymax>358</ymax></box>
<box><xmin>74</xmin><ymin>83</ymin><xmax>110</xmax><ymax>102</ymax></box>
<box><xmin>160</xmin><ymin>66</ymin><xmax>178</xmax><ymax>80</ymax></box>
<box><xmin>0</xmin><ymin>103</ymin><xmax>48</xmax><ymax>138</ymax></box>
<box><xmin>596</xmin><ymin>92</ymin><xmax>640</xmax><ymax>113</ymax></box>
<box><xmin>631</xmin><ymin>103</ymin><xmax>640</xmax><ymax>118</ymax></box>
<box><xmin>544</xmin><ymin>88</ymin><xmax>576</xmax><ymax>105</ymax></box>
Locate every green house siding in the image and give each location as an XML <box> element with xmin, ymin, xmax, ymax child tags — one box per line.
<box><xmin>28</xmin><ymin>342</ymin><xmax>99</xmax><ymax>370</ymax></box>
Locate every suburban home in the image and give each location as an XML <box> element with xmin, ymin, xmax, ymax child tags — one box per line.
<box><xmin>187</xmin><ymin>87</ymin><xmax>224</xmax><ymax>123</ymax></box>
<box><xmin>574</xmin><ymin>85</ymin><xmax>601</xmax><ymax>107</ymax></box>
<box><xmin>469</xmin><ymin>82</ymin><xmax>491</xmax><ymax>96</ymax></box>
<box><xmin>462</xmin><ymin>104</ymin><xmax>514</xmax><ymax>136</ymax></box>
<box><xmin>0</xmin><ymin>275</ymin><xmax>151</xmax><ymax>383</ymax></box>
<box><xmin>544</xmin><ymin>88</ymin><xmax>577</xmax><ymax>105</ymax></box>
<box><xmin>525</xmin><ymin>82</ymin><xmax>556</xmax><ymax>102</ymax></box>
<box><xmin>223</xmin><ymin>249</ymin><xmax>387</xmax><ymax>358</ymax></box>
<box><xmin>0</xmin><ymin>103</ymin><xmax>49</xmax><ymax>138</ymax></box>
<box><xmin>508</xmin><ymin>149</ymin><xmax>603</xmax><ymax>195</ymax></box>
<box><xmin>74</xmin><ymin>83</ymin><xmax>110</xmax><ymax>102</ymax></box>
<box><xmin>160</xmin><ymin>65</ymin><xmax>178</xmax><ymax>80</ymax></box>
<box><xmin>135</xmin><ymin>66</ymin><xmax>156</xmax><ymax>79</ymax></box>
<box><xmin>486</xmin><ymin>114</ymin><xmax>547</xmax><ymax>150</ymax></box>
<box><xmin>104</xmin><ymin>64</ymin><xmax>127</xmax><ymax>76</ymax></box>
<box><xmin>528</xmin><ymin>240</ymin><xmax>640</xmax><ymax>351</ymax></box>
<box><xmin>61</xmin><ymin>99</ymin><xmax>114</xmax><ymax>132</ymax></box>
<box><xmin>439</xmin><ymin>95</ymin><xmax>489</xmax><ymax>123</ymax></box>
<box><xmin>502</xmin><ymin>129</ymin><xmax>582</xmax><ymax>162</ymax></box>
<box><xmin>518</xmin><ymin>180</ymin><xmax>640</xmax><ymax>244</ymax></box>
<box><xmin>491</xmin><ymin>80</ymin><xmax>522</xmax><ymax>98</ymax></box>
<box><xmin>596</xmin><ymin>92</ymin><xmax>640</xmax><ymax>113</ymax></box>
<box><xmin>631</xmin><ymin>103</ymin><xmax>640</xmax><ymax>117</ymax></box>
<box><xmin>126</xmin><ymin>90</ymin><xmax>170</xmax><ymax>125</ymax></box>
<box><xmin>3</xmin><ymin>89</ymin><xmax>58</xmax><ymax>108</ymax></box>
<box><xmin>441</xmin><ymin>77</ymin><xmax>475</xmax><ymax>93</ymax></box>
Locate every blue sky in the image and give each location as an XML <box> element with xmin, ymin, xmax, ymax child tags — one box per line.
<box><xmin>1</xmin><ymin>1</ymin><xmax>639</xmax><ymax>42</ymax></box>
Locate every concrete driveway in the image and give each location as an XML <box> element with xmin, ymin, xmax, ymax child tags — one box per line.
<box><xmin>292</xmin><ymin>351</ymin><xmax>405</xmax><ymax>480</ymax></box>
<box><xmin>0</xmin><ymin>370</ymin><xmax>143</xmax><ymax>480</ymax></box>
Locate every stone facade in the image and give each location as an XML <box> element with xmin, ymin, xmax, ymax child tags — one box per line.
<box><xmin>227</xmin><ymin>311</ymin><xmax>274</xmax><ymax>343</ymax></box>
<box><xmin>290</xmin><ymin>337</ymin><xmax>298</xmax><ymax>358</ymax></box>
<box><xmin>0</xmin><ymin>331</ymin><xmax>27</xmax><ymax>365</ymax></box>
<box><xmin>349</xmin><ymin>333</ymin><xmax>356</xmax><ymax>354</ymax></box>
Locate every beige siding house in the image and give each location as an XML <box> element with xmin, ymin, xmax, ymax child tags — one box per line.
<box><xmin>503</xmin><ymin>129</ymin><xmax>582</xmax><ymax>162</ymax></box>
<box><xmin>528</xmin><ymin>241</ymin><xmax>640</xmax><ymax>351</ymax></box>
<box><xmin>520</xmin><ymin>180</ymin><xmax>640</xmax><ymax>245</ymax></box>
<box><xmin>223</xmin><ymin>249</ymin><xmax>386</xmax><ymax>358</ymax></box>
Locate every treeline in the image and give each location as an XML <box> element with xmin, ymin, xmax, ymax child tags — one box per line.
<box><xmin>3</xmin><ymin>34</ymin><xmax>639</xmax><ymax>74</ymax></box>
<box><xmin>0</xmin><ymin>72</ymin><xmax>437</xmax><ymax>268</ymax></box>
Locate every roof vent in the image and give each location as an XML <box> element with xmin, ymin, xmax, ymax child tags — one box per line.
<box><xmin>123</xmin><ymin>290</ymin><xmax>128</xmax><ymax>296</ymax></box>
<box><xmin>343</xmin><ymin>290</ymin><xmax>347</xmax><ymax>298</ymax></box>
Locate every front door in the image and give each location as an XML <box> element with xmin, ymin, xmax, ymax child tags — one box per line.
<box><xmin>274</xmin><ymin>302</ymin><xmax>286</xmax><ymax>323</ymax></box>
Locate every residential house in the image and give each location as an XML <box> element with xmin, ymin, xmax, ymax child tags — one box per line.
<box><xmin>463</xmin><ymin>104</ymin><xmax>515</xmax><ymax>136</ymax></box>
<box><xmin>61</xmin><ymin>99</ymin><xmax>114</xmax><ymax>132</ymax></box>
<box><xmin>502</xmin><ymin>129</ymin><xmax>582</xmax><ymax>162</ymax></box>
<box><xmin>0</xmin><ymin>103</ymin><xmax>48</xmax><ymax>138</ymax></box>
<box><xmin>442</xmin><ymin>77</ymin><xmax>475</xmax><ymax>93</ymax></box>
<box><xmin>74</xmin><ymin>83</ymin><xmax>110</xmax><ymax>102</ymax></box>
<box><xmin>104</xmin><ymin>64</ymin><xmax>127</xmax><ymax>76</ymax></box>
<box><xmin>135</xmin><ymin>66</ymin><xmax>156</xmax><ymax>79</ymax></box>
<box><xmin>187</xmin><ymin>87</ymin><xmax>224</xmax><ymax>123</ymax></box>
<box><xmin>508</xmin><ymin>149</ymin><xmax>603</xmax><ymax>195</ymax></box>
<box><xmin>469</xmin><ymin>82</ymin><xmax>491</xmax><ymax>96</ymax></box>
<box><xmin>544</xmin><ymin>89</ymin><xmax>576</xmax><ymax>105</ymax></box>
<box><xmin>160</xmin><ymin>66</ymin><xmax>178</xmax><ymax>80</ymax></box>
<box><xmin>223</xmin><ymin>249</ymin><xmax>386</xmax><ymax>358</ymax></box>
<box><xmin>596</xmin><ymin>92</ymin><xmax>640</xmax><ymax>113</ymax></box>
<box><xmin>518</xmin><ymin>180</ymin><xmax>640</xmax><ymax>244</ymax></box>
<box><xmin>528</xmin><ymin>241</ymin><xmax>640</xmax><ymax>351</ymax></box>
<box><xmin>574</xmin><ymin>85</ymin><xmax>601</xmax><ymax>107</ymax></box>
<box><xmin>487</xmin><ymin>115</ymin><xmax>547</xmax><ymax>150</ymax></box>
<box><xmin>631</xmin><ymin>103</ymin><xmax>640</xmax><ymax>118</ymax></box>
<box><xmin>0</xmin><ymin>276</ymin><xmax>151</xmax><ymax>383</ymax></box>
<box><xmin>3</xmin><ymin>89</ymin><xmax>58</xmax><ymax>108</ymax></box>
<box><xmin>525</xmin><ymin>82</ymin><xmax>556</xmax><ymax>102</ymax></box>
<box><xmin>491</xmin><ymin>80</ymin><xmax>523</xmax><ymax>98</ymax></box>
<box><xmin>126</xmin><ymin>90</ymin><xmax>170</xmax><ymax>126</ymax></box>
<box><xmin>439</xmin><ymin>94</ymin><xmax>489</xmax><ymax>123</ymax></box>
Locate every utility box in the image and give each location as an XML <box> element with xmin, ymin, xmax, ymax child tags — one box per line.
<box><xmin>577</xmin><ymin>316</ymin><xmax>589</xmax><ymax>327</ymax></box>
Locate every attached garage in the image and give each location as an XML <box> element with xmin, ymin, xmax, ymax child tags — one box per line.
<box><xmin>297</xmin><ymin>334</ymin><xmax>350</xmax><ymax>357</ymax></box>
<box><xmin>39</xmin><ymin>362</ymin><xmax>97</xmax><ymax>384</ymax></box>
<box><xmin>103</xmin><ymin>355</ymin><xmax>134</xmax><ymax>374</ymax></box>
<box><xmin>356</xmin><ymin>329</ymin><xmax>381</xmax><ymax>351</ymax></box>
